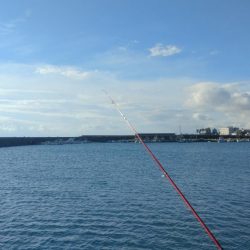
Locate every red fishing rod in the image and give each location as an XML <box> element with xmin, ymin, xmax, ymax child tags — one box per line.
<box><xmin>104</xmin><ymin>91</ymin><xmax>223</xmax><ymax>250</ymax></box>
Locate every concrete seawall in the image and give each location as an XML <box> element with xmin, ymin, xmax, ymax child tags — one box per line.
<box><xmin>0</xmin><ymin>134</ymin><xmax>249</xmax><ymax>148</ymax></box>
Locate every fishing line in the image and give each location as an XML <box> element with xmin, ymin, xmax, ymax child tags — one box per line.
<box><xmin>104</xmin><ymin>90</ymin><xmax>223</xmax><ymax>250</ymax></box>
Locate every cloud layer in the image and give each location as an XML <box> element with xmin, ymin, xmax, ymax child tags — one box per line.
<box><xmin>0</xmin><ymin>62</ymin><xmax>250</xmax><ymax>136</ymax></box>
<box><xmin>36</xmin><ymin>65</ymin><xmax>91</xmax><ymax>80</ymax></box>
<box><xmin>186</xmin><ymin>82</ymin><xmax>250</xmax><ymax>128</ymax></box>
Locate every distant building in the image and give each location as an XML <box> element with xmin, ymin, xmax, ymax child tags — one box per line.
<box><xmin>219</xmin><ymin>127</ymin><xmax>239</xmax><ymax>136</ymax></box>
<box><xmin>196</xmin><ymin>128</ymin><xmax>212</xmax><ymax>135</ymax></box>
<box><xmin>196</xmin><ymin>127</ymin><xmax>218</xmax><ymax>135</ymax></box>
<box><xmin>244</xmin><ymin>130</ymin><xmax>250</xmax><ymax>136</ymax></box>
<box><xmin>237</xmin><ymin>129</ymin><xmax>250</xmax><ymax>136</ymax></box>
<box><xmin>212</xmin><ymin>128</ymin><xmax>218</xmax><ymax>135</ymax></box>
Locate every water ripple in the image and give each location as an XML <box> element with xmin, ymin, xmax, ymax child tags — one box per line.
<box><xmin>0</xmin><ymin>143</ymin><xmax>249</xmax><ymax>249</ymax></box>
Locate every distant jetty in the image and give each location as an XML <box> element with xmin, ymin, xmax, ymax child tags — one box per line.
<box><xmin>0</xmin><ymin>133</ymin><xmax>249</xmax><ymax>148</ymax></box>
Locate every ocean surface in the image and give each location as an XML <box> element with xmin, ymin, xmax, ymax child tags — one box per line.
<box><xmin>0</xmin><ymin>142</ymin><xmax>249</xmax><ymax>250</ymax></box>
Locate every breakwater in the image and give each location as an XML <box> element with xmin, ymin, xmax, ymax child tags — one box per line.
<box><xmin>0</xmin><ymin>133</ymin><xmax>249</xmax><ymax>148</ymax></box>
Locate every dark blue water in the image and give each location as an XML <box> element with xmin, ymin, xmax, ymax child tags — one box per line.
<box><xmin>0</xmin><ymin>143</ymin><xmax>249</xmax><ymax>249</ymax></box>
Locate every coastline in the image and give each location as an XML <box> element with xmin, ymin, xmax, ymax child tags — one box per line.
<box><xmin>0</xmin><ymin>133</ymin><xmax>249</xmax><ymax>148</ymax></box>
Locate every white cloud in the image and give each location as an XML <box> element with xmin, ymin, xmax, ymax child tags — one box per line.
<box><xmin>35</xmin><ymin>65</ymin><xmax>91</xmax><ymax>80</ymax></box>
<box><xmin>186</xmin><ymin>82</ymin><xmax>250</xmax><ymax>128</ymax></box>
<box><xmin>1</xmin><ymin>62</ymin><xmax>250</xmax><ymax>136</ymax></box>
<box><xmin>149</xmin><ymin>43</ymin><xmax>181</xmax><ymax>57</ymax></box>
<box><xmin>0</xmin><ymin>63</ymin><xmax>194</xmax><ymax>135</ymax></box>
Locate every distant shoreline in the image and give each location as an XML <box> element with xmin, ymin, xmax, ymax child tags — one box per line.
<box><xmin>0</xmin><ymin>133</ymin><xmax>250</xmax><ymax>148</ymax></box>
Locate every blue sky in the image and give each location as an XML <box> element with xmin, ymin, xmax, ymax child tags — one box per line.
<box><xmin>0</xmin><ymin>0</ymin><xmax>250</xmax><ymax>136</ymax></box>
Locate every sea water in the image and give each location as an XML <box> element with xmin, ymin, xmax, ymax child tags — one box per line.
<box><xmin>0</xmin><ymin>142</ymin><xmax>249</xmax><ymax>249</ymax></box>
